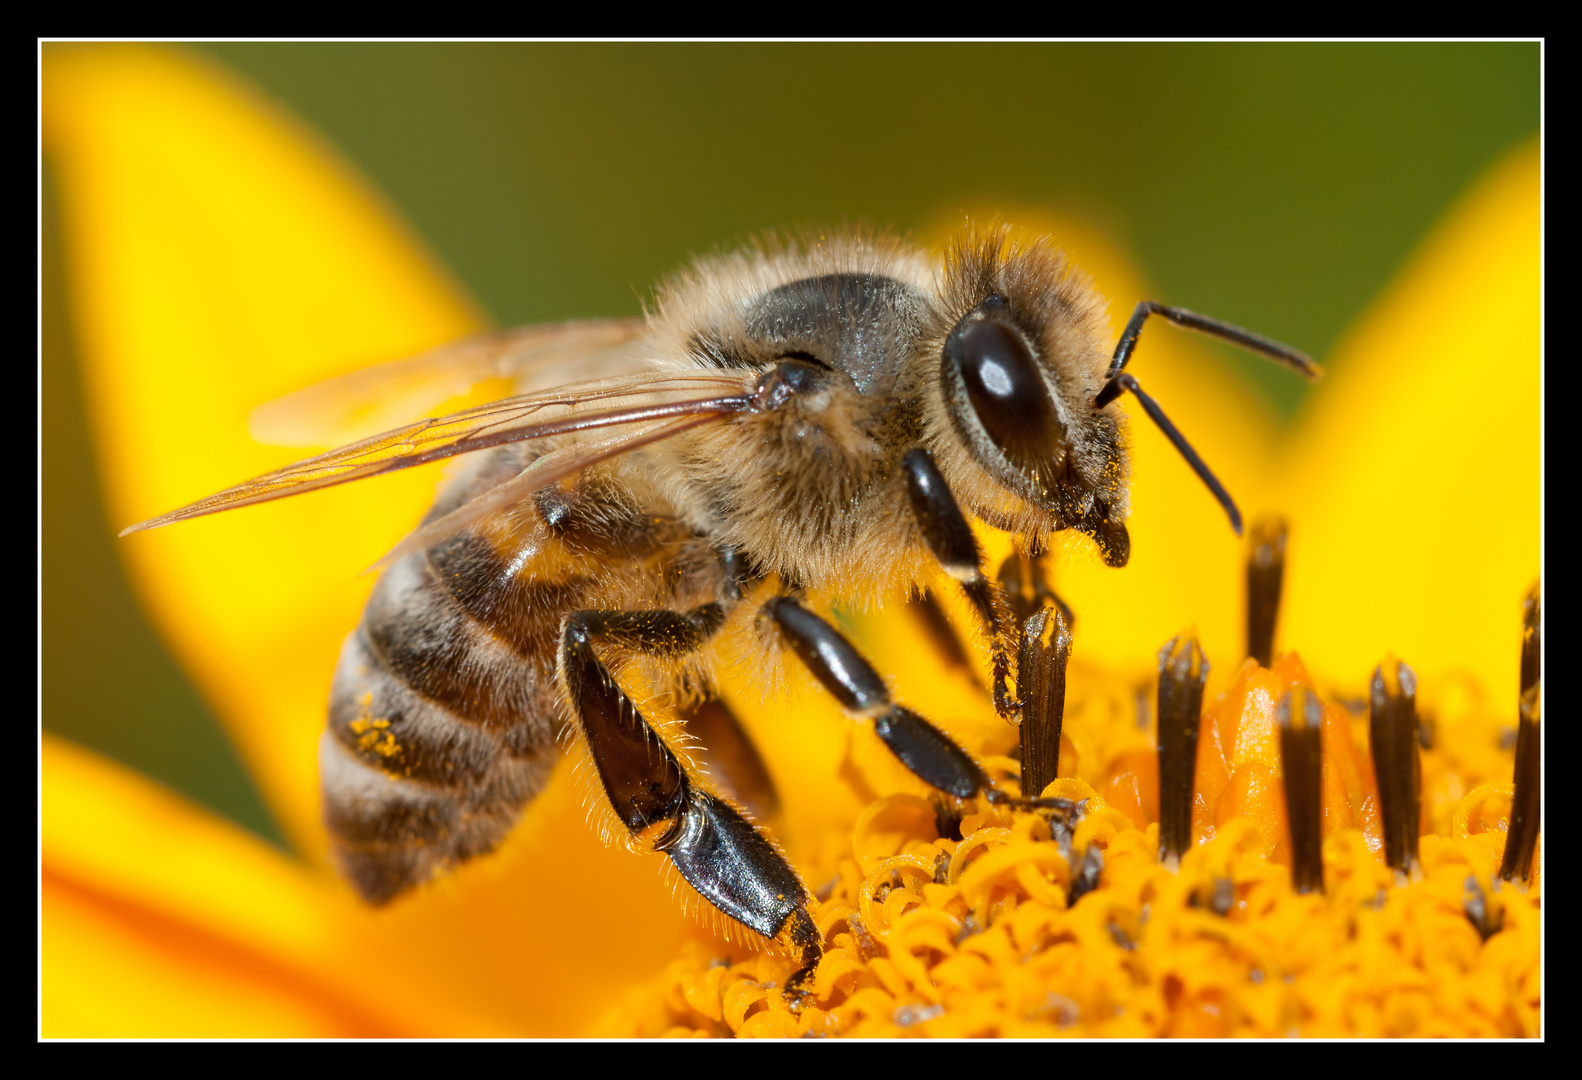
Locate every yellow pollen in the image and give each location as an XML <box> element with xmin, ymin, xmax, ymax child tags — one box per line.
<box><xmin>350</xmin><ymin>717</ymin><xmax>401</xmax><ymax>759</ymax></box>
<box><xmin>615</xmin><ymin>651</ymin><xmax>1540</xmax><ymax>1038</ymax></box>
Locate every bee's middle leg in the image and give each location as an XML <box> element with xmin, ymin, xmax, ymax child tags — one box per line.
<box><xmin>761</xmin><ymin>597</ymin><xmax>1001</xmax><ymax>803</ymax></box>
<box><xmin>558</xmin><ymin>605</ymin><xmax>821</xmax><ymax>999</ymax></box>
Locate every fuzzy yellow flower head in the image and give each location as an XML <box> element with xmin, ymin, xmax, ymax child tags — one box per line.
<box><xmin>41</xmin><ymin>45</ymin><xmax>1539</xmax><ymax>1038</ymax></box>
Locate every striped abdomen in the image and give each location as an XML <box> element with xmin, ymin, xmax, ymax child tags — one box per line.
<box><xmin>318</xmin><ymin>445</ymin><xmax>698</xmax><ymax>903</ymax></box>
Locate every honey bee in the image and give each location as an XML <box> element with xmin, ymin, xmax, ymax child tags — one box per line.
<box><xmin>124</xmin><ymin>225</ymin><xmax>1318</xmax><ymax>998</ymax></box>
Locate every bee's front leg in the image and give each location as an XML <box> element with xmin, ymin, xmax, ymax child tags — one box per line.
<box><xmin>557</xmin><ymin>606</ymin><xmax>821</xmax><ymax>1004</ymax></box>
<box><xmin>901</xmin><ymin>448</ymin><xmax>1021</xmax><ymax>717</ymax></box>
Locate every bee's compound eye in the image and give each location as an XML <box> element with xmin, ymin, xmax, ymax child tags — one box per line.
<box><xmin>946</xmin><ymin>318</ymin><xmax>1066</xmax><ymax>475</ymax></box>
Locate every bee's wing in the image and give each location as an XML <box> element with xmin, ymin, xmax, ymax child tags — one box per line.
<box><xmin>248</xmin><ymin>319</ymin><xmax>649</xmax><ymax>447</ymax></box>
<box><xmin>365</xmin><ymin>413</ymin><xmax>715</xmax><ymax>570</ymax></box>
<box><xmin>122</xmin><ymin>371</ymin><xmax>752</xmax><ymax>536</ymax></box>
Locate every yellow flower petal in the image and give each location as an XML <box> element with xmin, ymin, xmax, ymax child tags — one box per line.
<box><xmin>43</xmin><ymin>43</ymin><xmax>481</xmax><ymax>849</ymax></box>
<box><xmin>43</xmin><ymin>44</ymin><xmax>704</xmax><ymax>1036</ymax></box>
<box><xmin>43</xmin><ymin>731</ymin><xmax>717</xmax><ymax>1035</ymax></box>
<box><xmin>44</xmin><ymin>734</ymin><xmax>418</xmax><ymax>1036</ymax></box>
<box><xmin>42</xmin><ymin>43</ymin><xmax>1540</xmax><ymax>1038</ymax></box>
<box><xmin>1280</xmin><ymin>141</ymin><xmax>1540</xmax><ymax>704</ymax></box>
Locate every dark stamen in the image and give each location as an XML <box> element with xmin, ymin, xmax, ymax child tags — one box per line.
<box><xmin>1246</xmin><ymin>517</ymin><xmax>1288</xmax><ymax>668</ymax></box>
<box><xmin>930</xmin><ymin>795</ymin><xmax>964</xmax><ymax>844</ymax></box>
<box><xmin>1068</xmin><ymin>845</ymin><xmax>1104</xmax><ymax>907</ymax></box>
<box><xmin>1500</xmin><ymin>583</ymin><xmax>1541</xmax><ymax>883</ymax></box>
<box><xmin>1369</xmin><ymin>657</ymin><xmax>1421</xmax><ymax>880</ymax></box>
<box><xmin>1462</xmin><ymin>875</ymin><xmax>1504</xmax><ymax>941</ymax></box>
<box><xmin>1156</xmin><ymin>632</ymin><xmax>1209</xmax><ymax>868</ymax></box>
<box><xmin>1017</xmin><ymin>604</ymin><xmax>1072</xmax><ymax>801</ymax></box>
<box><xmin>1418</xmin><ymin>712</ymin><xmax>1437</xmax><ymax>751</ymax></box>
<box><xmin>1096</xmin><ymin>373</ymin><xmax>1243</xmax><ymax>536</ymax></box>
<box><xmin>1188</xmin><ymin>876</ymin><xmax>1235</xmax><ymax>916</ymax></box>
<box><xmin>1277</xmin><ymin>687</ymin><xmax>1325</xmax><ymax>894</ymax></box>
<box><xmin>1211</xmin><ymin>876</ymin><xmax>1235</xmax><ymax>916</ymax></box>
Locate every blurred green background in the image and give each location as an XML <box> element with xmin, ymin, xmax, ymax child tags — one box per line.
<box><xmin>41</xmin><ymin>42</ymin><xmax>1538</xmax><ymax>848</ymax></box>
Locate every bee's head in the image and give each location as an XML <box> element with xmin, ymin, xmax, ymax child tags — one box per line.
<box><xmin>931</xmin><ymin>229</ymin><xmax>1130</xmax><ymax>566</ymax></box>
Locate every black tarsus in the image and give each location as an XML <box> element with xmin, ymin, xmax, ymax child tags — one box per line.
<box><xmin>655</xmin><ymin>789</ymin><xmax>808</xmax><ymax>940</ymax></box>
<box><xmin>964</xmin><ymin>578</ymin><xmax>1021</xmax><ymax>717</ymax></box>
<box><xmin>1095</xmin><ymin>301</ymin><xmax>1320</xmax><ymax>537</ymax></box>
<box><xmin>781</xmin><ymin>906</ymin><xmax>824</xmax><ymax>1007</ymax></box>
<box><xmin>931</xmin><ymin>796</ymin><xmax>965</xmax><ymax>842</ymax></box>
<box><xmin>764</xmin><ymin>596</ymin><xmax>992</xmax><ymax>800</ymax></box>
<box><xmin>874</xmin><ymin>707</ymin><xmax>987</xmax><ymax>799</ymax></box>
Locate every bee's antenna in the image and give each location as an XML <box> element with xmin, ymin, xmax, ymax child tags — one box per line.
<box><xmin>1097</xmin><ymin>300</ymin><xmax>1321</xmax><ymax>536</ymax></box>
<box><xmin>1105</xmin><ymin>301</ymin><xmax>1323</xmax><ymax>383</ymax></box>
<box><xmin>1098</xmin><ymin>372</ymin><xmax>1244</xmax><ymax>536</ymax></box>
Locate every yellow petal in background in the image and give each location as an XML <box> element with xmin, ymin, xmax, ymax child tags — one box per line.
<box><xmin>41</xmin><ymin>42</ymin><xmax>1540</xmax><ymax>1038</ymax></box>
<box><xmin>42</xmin><ymin>44</ymin><xmax>482</xmax><ymax>850</ymax></box>
<box><xmin>43</xmin><ymin>734</ymin><xmax>388</xmax><ymax>1037</ymax></box>
<box><xmin>1279</xmin><ymin>142</ymin><xmax>1539</xmax><ymax>705</ymax></box>
<box><xmin>42</xmin><ymin>730</ymin><xmax>713</xmax><ymax>1036</ymax></box>
<box><xmin>42</xmin><ymin>44</ymin><xmax>713</xmax><ymax>1036</ymax></box>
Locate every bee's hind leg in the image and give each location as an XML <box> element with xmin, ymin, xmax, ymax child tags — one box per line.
<box><xmin>558</xmin><ymin>606</ymin><xmax>821</xmax><ymax>1004</ymax></box>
